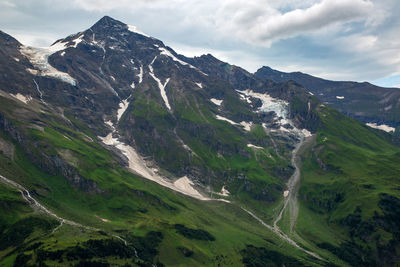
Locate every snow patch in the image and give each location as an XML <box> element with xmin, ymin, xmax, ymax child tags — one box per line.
<box><xmin>247</xmin><ymin>144</ymin><xmax>263</xmax><ymax>149</ymax></box>
<box><xmin>216</xmin><ymin>115</ymin><xmax>253</xmax><ymax>132</ymax></box>
<box><xmin>336</xmin><ymin>96</ymin><xmax>345</xmax><ymax>99</ymax></box>
<box><xmin>104</xmin><ymin>120</ymin><xmax>114</xmax><ymax>129</ymax></box>
<box><xmin>137</xmin><ymin>65</ymin><xmax>143</xmax><ymax>84</ymax></box>
<box><xmin>149</xmin><ymin>57</ymin><xmax>171</xmax><ymax>110</ymax></box>
<box><xmin>278</xmin><ymin>126</ymin><xmax>291</xmax><ymax>132</ymax></box>
<box><xmin>238</xmin><ymin>89</ymin><xmax>312</xmax><ymax>138</ymax></box>
<box><xmin>10</xmin><ymin>93</ymin><xmax>32</xmax><ymax>104</ymax></box>
<box><xmin>240</xmin><ymin>121</ymin><xmax>253</xmax><ymax>131</ymax></box>
<box><xmin>238</xmin><ymin>92</ymin><xmax>252</xmax><ymax>103</ymax></box>
<box><xmin>157</xmin><ymin>47</ymin><xmax>208</xmax><ymax>76</ymax></box>
<box><xmin>127</xmin><ymin>25</ymin><xmax>150</xmax><ymax>37</ymax></box>
<box><xmin>196</xmin><ymin>82</ymin><xmax>203</xmax><ymax>88</ymax></box>
<box><xmin>308</xmin><ymin>91</ymin><xmax>314</xmax><ymax>95</ymax></box>
<box><xmin>70</xmin><ymin>35</ymin><xmax>83</xmax><ymax>48</ymax></box>
<box><xmin>301</xmin><ymin>129</ymin><xmax>312</xmax><ymax>137</ymax></box>
<box><xmin>20</xmin><ymin>46</ymin><xmax>76</xmax><ymax>86</ymax></box>
<box><xmin>99</xmin><ymin>128</ymin><xmax>211</xmax><ymax>200</ymax></box>
<box><xmin>158</xmin><ymin>47</ymin><xmax>196</xmax><ymax>69</ymax></box>
<box><xmin>49</xmin><ymin>34</ymin><xmax>83</xmax><ymax>52</ymax></box>
<box><xmin>117</xmin><ymin>98</ymin><xmax>130</xmax><ymax>121</ymax></box>
<box><xmin>219</xmin><ymin>186</ymin><xmax>230</xmax><ymax>196</ymax></box>
<box><xmin>366</xmin><ymin>123</ymin><xmax>395</xmax><ymax>133</ymax></box>
<box><xmin>13</xmin><ymin>57</ymin><xmax>19</xmax><ymax>62</ymax></box>
<box><xmin>238</xmin><ymin>90</ymin><xmax>288</xmax><ymax>120</ymax></box>
<box><xmin>154</xmin><ymin>76</ymin><xmax>171</xmax><ymax>110</ymax></box>
<box><xmin>100</xmin><ymin>133</ymin><xmax>158</xmax><ymax>181</ymax></box>
<box><xmin>48</xmin><ymin>41</ymin><xmax>67</xmax><ymax>53</ymax></box>
<box><xmin>173</xmin><ymin>176</ymin><xmax>205</xmax><ymax>199</ymax></box>
<box><xmin>26</xmin><ymin>68</ymin><xmax>38</xmax><ymax>75</ymax></box>
<box><xmin>210</xmin><ymin>98</ymin><xmax>223</xmax><ymax>106</ymax></box>
<box><xmin>216</xmin><ymin>115</ymin><xmax>238</xmax><ymax>125</ymax></box>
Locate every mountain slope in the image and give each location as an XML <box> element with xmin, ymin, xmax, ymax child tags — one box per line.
<box><xmin>255</xmin><ymin>66</ymin><xmax>400</xmax><ymax>130</ymax></box>
<box><xmin>0</xmin><ymin>16</ymin><xmax>399</xmax><ymax>266</ymax></box>
<box><xmin>296</xmin><ymin>105</ymin><xmax>400</xmax><ymax>266</ymax></box>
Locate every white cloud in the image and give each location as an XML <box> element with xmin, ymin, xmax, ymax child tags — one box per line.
<box><xmin>7</xmin><ymin>31</ymin><xmax>58</xmax><ymax>47</ymax></box>
<box><xmin>214</xmin><ymin>0</ymin><xmax>374</xmax><ymax>46</ymax></box>
<box><xmin>51</xmin><ymin>0</ymin><xmax>376</xmax><ymax>47</ymax></box>
<box><xmin>0</xmin><ymin>1</ymin><xmax>16</xmax><ymax>8</ymax></box>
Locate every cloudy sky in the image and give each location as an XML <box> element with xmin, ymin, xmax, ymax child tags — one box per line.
<box><xmin>1</xmin><ymin>0</ymin><xmax>400</xmax><ymax>87</ymax></box>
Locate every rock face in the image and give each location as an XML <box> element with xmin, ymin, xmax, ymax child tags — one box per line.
<box><xmin>0</xmin><ymin>113</ymin><xmax>102</xmax><ymax>194</ymax></box>
<box><xmin>0</xmin><ymin>16</ymin><xmax>320</xmax><ymax>201</ymax></box>
<box><xmin>255</xmin><ymin>66</ymin><xmax>400</xmax><ymax>128</ymax></box>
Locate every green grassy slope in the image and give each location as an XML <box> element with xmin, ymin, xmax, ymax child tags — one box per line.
<box><xmin>296</xmin><ymin>104</ymin><xmax>400</xmax><ymax>266</ymax></box>
<box><xmin>0</xmin><ymin>96</ymin><xmax>326</xmax><ymax>266</ymax></box>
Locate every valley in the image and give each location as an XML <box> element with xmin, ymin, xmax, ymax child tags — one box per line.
<box><xmin>0</xmin><ymin>16</ymin><xmax>399</xmax><ymax>266</ymax></box>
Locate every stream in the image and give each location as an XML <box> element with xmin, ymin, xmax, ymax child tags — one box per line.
<box><xmin>242</xmin><ymin>135</ymin><xmax>322</xmax><ymax>260</ymax></box>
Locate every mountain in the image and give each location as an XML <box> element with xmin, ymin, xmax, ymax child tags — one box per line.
<box><xmin>0</xmin><ymin>16</ymin><xmax>399</xmax><ymax>266</ymax></box>
<box><xmin>255</xmin><ymin>66</ymin><xmax>400</xmax><ymax>131</ymax></box>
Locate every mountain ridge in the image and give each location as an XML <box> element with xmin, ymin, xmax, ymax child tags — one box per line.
<box><xmin>255</xmin><ymin>66</ymin><xmax>400</xmax><ymax>130</ymax></box>
<box><xmin>0</xmin><ymin>16</ymin><xmax>399</xmax><ymax>266</ymax></box>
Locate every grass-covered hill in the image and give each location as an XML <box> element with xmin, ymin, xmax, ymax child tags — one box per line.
<box><xmin>294</xmin><ymin>105</ymin><xmax>400</xmax><ymax>266</ymax></box>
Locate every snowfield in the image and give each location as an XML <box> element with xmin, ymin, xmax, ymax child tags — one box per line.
<box><xmin>20</xmin><ymin>46</ymin><xmax>76</xmax><ymax>86</ymax></box>
<box><xmin>366</xmin><ymin>122</ymin><xmax>395</xmax><ymax>133</ymax></box>
<box><xmin>149</xmin><ymin>56</ymin><xmax>172</xmax><ymax>110</ymax></box>
<box><xmin>99</xmin><ymin>118</ymin><xmax>217</xmax><ymax>201</ymax></box>
<box><xmin>10</xmin><ymin>93</ymin><xmax>32</xmax><ymax>104</ymax></box>
<box><xmin>210</xmin><ymin>98</ymin><xmax>223</xmax><ymax>106</ymax></box>
<box><xmin>127</xmin><ymin>25</ymin><xmax>150</xmax><ymax>37</ymax></box>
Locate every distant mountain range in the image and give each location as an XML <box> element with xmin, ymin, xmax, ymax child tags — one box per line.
<box><xmin>0</xmin><ymin>16</ymin><xmax>399</xmax><ymax>266</ymax></box>
<box><xmin>255</xmin><ymin>66</ymin><xmax>400</xmax><ymax>130</ymax></box>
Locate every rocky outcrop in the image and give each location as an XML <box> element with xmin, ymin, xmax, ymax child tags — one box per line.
<box><xmin>0</xmin><ymin>112</ymin><xmax>103</xmax><ymax>194</ymax></box>
<box><xmin>0</xmin><ymin>137</ymin><xmax>14</xmax><ymax>160</ymax></box>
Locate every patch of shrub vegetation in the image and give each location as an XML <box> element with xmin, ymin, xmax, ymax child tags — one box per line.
<box><xmin>305</xmin><ymin>189</ymin><xmax>344</xmax><ymax>214</ymax></box>
<box><xmin>37</xmin><ymin>248</ymin><xmax>65</xmax><ymax>262</ymax></box>
<box><xmin>126</xmin><ymin>231</ymin><xmax>163</xmax><ymax>263</ymax></box>
<box><xmin>64</xmin><ymin>239</ymin><xmax>137</xmax><ymax>261</ymax></box>
<box><xmin>0</xmin><ymin>216</ymin><xmax>57</xmax><ymax>250</ymax></box>
<box><xmin>28</xmin><ymin>231</ymin><xmax>164</xmax><ymax>266</ymax></box>
<box><xmin>342</xmin><ymin>206</ymin><xmax>375</xmax><ymax>239</ymax></box>
<box><xmin>376</xmin><ymin>193</ymin><xmax>400</xmax><ymax>236</ymax></box>
<box><xmin>329</xmin><ymin>195</ymin><xmax>400</xmax><ymax>266</ymax></box>
<box><xmin>13</xmin><ymin>253</ymin><xmax>32</xmax><ymax>267</ymax></box>
<box><xmin>25</xmin><ymin>241</ymin><xmax>43</xmax><ymax>251</ymax></box>
<box><xmin>177</xmin><ymin>246</ymin><xmax>193</xmax><ymax>257</ymax></box>
<box><xmin>240</xmin><ymin>245</ymin><xmax>304</xmax><ymax>267</ymax></box>
<box><xmin>317</xmin><ymin>241</ymin><xmax>374</xmax><ymax>266</ymax></box>
<box><xmin>174</xmin><ymin>224</ymin><xmax>215</xmax><ymax>241</ymax></box>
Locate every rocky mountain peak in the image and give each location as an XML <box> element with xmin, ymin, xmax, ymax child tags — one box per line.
<box><xmin>90</xmin><ymin>15</ymin><xmax>128</xmax><ymax>34</ymax></box>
